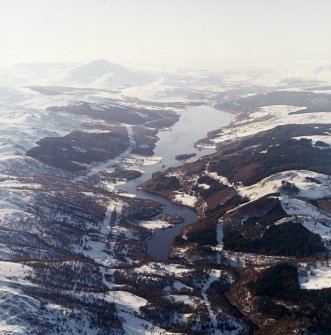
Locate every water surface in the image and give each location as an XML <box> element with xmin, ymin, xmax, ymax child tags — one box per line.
<box><xmin>117</xmin><ymin>106</ymin><xmax>231</xmax><ymax>260</ymax></box>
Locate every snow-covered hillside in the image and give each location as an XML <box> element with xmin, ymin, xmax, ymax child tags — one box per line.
<box><xmin>0</xmin><ymin>60</ymin><xmax>331</xmax><ymax>334</ymax></box>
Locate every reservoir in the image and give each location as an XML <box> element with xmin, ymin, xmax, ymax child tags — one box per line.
<box><xmin>116</xmin><ymin>105</ymin><xmax>231</xmax><ymax>260</ymax></box>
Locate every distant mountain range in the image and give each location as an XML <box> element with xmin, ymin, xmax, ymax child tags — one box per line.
<box><xmin>0</xmin><ymin>59</ymin><xmax>156</xmax><ymax>88</ymax></box>
<box><xmin>1</xmin><ymin>59</ymin><xmax>331</xmax><ymax>91</ymax></box>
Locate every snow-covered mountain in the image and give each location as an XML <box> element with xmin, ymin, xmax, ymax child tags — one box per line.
<box><xmin>0</xmin><ymin>62</ymin><xmax>76</xmax><ymax>87</ymax></box>
<box><xmin>0</xmin><ymin>59</ymin><xmax>157</xmax><ymax>89</ymax></box>
<box><xmin>1</xmin><ymin>59</ymin><xmax>331</xmax><ymax>102</ymax></box>
<box><xmin>67</xmin><ymin>59</ymin><xmax>156</xmax><ymax>86</ymax></box>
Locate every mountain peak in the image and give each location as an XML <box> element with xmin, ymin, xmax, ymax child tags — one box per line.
<box><xmin>70</xmin><ymin>59</ymin><xmax>127</xmax><ymax>79</ymax></box>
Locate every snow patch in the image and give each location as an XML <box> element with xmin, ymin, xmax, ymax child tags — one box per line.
<box><xmin>299</xmin><ymin>262</ymin><xmax>331</xmax><ymax>290</ymax></box>
<box><xmin>173</xmin><ymin>192</ymin><xmax>197</xmax><ymax>207</ymax></box>
<box><xmin>238</xmin><ymin>170</ymin><xmax>331</xmax><ymax>200</ymax></box>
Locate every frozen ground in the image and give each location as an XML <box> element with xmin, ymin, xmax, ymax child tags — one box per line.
<box><xmin>173</xmin><ymin>192</ymin><xmax>197</xmax><ymax>207</ymax></box>
<box><xmin>205</xmin><ymin>105</ymin><xmax>331</xmax><ymax>147</ymax></box>
<box><xmin>299</xmin><ymin>262</ymin><xmax>331</xmax><ymax>289</ymax></box>
<box><xmin>238</xmin><ymin>170</ymin><xmax>331</xmax><ymax>200</ymax></box>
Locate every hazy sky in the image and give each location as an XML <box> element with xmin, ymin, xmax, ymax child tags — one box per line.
<box><xmin>0</xmin><ymin>0</ymin><xmax>330</xmax><ymax>70</ymax></box>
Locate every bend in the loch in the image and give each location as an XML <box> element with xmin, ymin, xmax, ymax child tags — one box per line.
<box><xmin>115</xmin><ymin>105</ymin><xmax>231</xmax><ymax>260</ymax></box>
